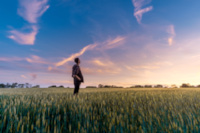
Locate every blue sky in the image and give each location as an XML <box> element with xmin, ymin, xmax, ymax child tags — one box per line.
<box><xmin>1</xmin><ymin>0</ymin><xmax>200</xmax><ymax>87</ymax></box>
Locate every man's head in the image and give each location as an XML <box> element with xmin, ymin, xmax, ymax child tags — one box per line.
<box><xmin>74</xmin><ymin>57</ymin><xmax>80</xmax><ymax>64</ymax></box>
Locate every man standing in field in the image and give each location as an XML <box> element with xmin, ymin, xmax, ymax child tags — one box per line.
<box><xmin>72</xmin><ymin>57</ymin><xmax>84</xmax><ymax>96</ymax></box>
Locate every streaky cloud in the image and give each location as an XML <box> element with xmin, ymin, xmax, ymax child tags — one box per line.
<box><xmin>30</xmin><ymin>73</ymin><xmax>37</xmax><ymax>80</ymax></box>
<box><xmin>21</xmin><ymin>75</ymin><xmax>27</xmax><ymax>79</ymax></box>
<box><xmin>8</xmin><ymin>0</ymin><xmax>49</xmax><ymax>45</ymax></box>
<box><xmin>0</xmin><ymin>55</ymin><xmax>50</xmax><ymax>65</ymax></box>
<box><xmin>134</xmin><ymin>6</ymin><xmax>153</xmax><ymax>24</ymax></box>
<box><xmin>92</xmin><ymin>59</ymin><xmax>114</xmax><ymax>67</ymax></box>
<box><xmin>106</xmin><ymin>36</ymin><xmax>126</xmax><ymax>49</ymax></box>
<box><xmin>132</xmin><ymin>0</ymin><xmax>151</xmax><ymax>11</ymax></box>
<box><xmin>55</xmin><ymin>44</ymin><xmax>97</xmax><ymax>67</ymax></box>
<box><xmin>97</xmin><ymin>36</ymin><xmax>126</xmax><ymax>50</ymax></box>
<box><xmin>54</xmin><ymin>36</ymin><xmax>126</xmax><ymax>67</ymax></box>
<box><xmin>26</xmin><ymin>55</ymin><xmax>49</xmax><ymax>64</ymax></box>
<box><xmin>166</xmin><ymin>25</ymin><xmax>176</xmax><ymax>46</ymax></box>
<box><xmin>18</xmin><ymin>0</ymin><xmax>49</xmax><ymax>23</ymax></box>
<box><xmin>167</xmin><ymin>25</ymin><xmax>176</xmax><ymax>36</ymax></box>
<box><xmin>132</xmin><ymin>0</ymin><xmax>153</xmax><ymax>24</ymax></box>
<box><xmin>0</xmin><ymin>57</ymin><xmax>24</xmax><ymax>62</ymax></box>
<box><xmin>8</xmin><ymin>26</ymin><xmax>38</xmax><ymax>45</ymax></box>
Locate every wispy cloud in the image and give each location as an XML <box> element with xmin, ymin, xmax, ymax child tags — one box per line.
<box><xmin>166</xmin><ymin>25</ymin><xmax>176</xmax><ymax>46</ymax></box>
<box><xmin>21</xmin><ymin>75</ymin><xmax>27</xmax><ymax>79</ymax></box>
<box><xmin>30</xmin><ymin>73</ymin><xmax>37</xmax><ymax>80</ymax></box>
<box><xmin>8</xmin><ymin>26</ymin><xmax>38</xmax><ymax>45</ymax></box>
<box><xmin>125</xmin><ymin>61</ymin><xmax>173</xmax><ymax>72</ymax></box>
<box><xmin>21</xmin><ymin>73</ymin><xmax>37</xmax><ymax>80</ymax></box>
<box><xmin>8</xmin><ymin>0</ymin><xmax>49</xmax><ymax>45</ymax></box>
<box><xmin>26</xmin><ymin>55</ymin><xmax>49</xmax><ymax>64</ymax></box>
<box><xmin>0</xmin><ymin>55</ymin><xmax>50</xmax><ymax>65</ymax></box>
<box><xmin>81</xmin><ymin>67</ymin><xmax>121</xmax><ymax>75</ymax></box>
<box><xmin>54</xmin><ymin>36</ymin><xmax>126</xmax><ymax>67</ymax></box>
<box><xmin>133</xmin><ymin>65</ymin><xmax>160</xmax><ymax>70</ymax></box>
<box><xmin>0</xmin><ymin>57</ymin><xmax>24</xmax><ymax>62</ymax></box>
<box><xmin>105</xmin><ymin>36</ymin><xmax>126</xmax><ymax>49</ymax></box>
<box><xmin>18</xmin><ymin>0</ymin><xmax>49</xmax><ymax>23</ymax></box>
<box><xmin>92</xmin><ymin>59</ymin><xmax>114</xmax><ymax>67</ymax></box>
<box><xmin>55</xmin><ymin>44</ymin><xmax>97</xmax><ymax>67</ymax></box>
<box><xmin>93</xmin><ymin>60</ymin><xmax>108</xmax><ymax>67</ymax></box>
<box><xmin>132</xmin><ymin>0</ymin><xmax>153</xmax><ymax>24</ymax></box>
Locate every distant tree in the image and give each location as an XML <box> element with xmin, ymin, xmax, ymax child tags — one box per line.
<box><xmin>17</xmin><ymin>84</ymin><xmax>24</xmax><ymax>88</ymax></box>
<box><xmin>48</xmin><ymin>85</ymin><xmax>57</xmax><ymax>88</ymax></box>
<box><xmin>110</xmin><ymin>85</ymin><xmax>123</xmax><ymax>88</ymax></box>
<box><xmin>5</xmin><ymin>83</ymin><xmax>11</xmax><ymax>88</ymax></box>
<box><xmin>144</xmin><ymin>85</ymin><xmax>152</xmax><ymax>88</ymax></box>
<box><xmin>98</xmin><ymin>84</ymin><xmax>104</xmax><ymax>88</ymax></box>
<box><xmin>197</xmin><ymin>85</ymin><xmax>200</xmax><ymax>88</ymax></box>
<box><xmin>116</xmin><ymin>86</ymin><xmax>123</xmax><ymax>88</ymax></box>
<box><xmin>154</xmin><ymin>84</ymin><xmax>163</xmax><ymax>88</ymax></box>
<box><xmin>11</xmin><ymin>83</ymin><xmax>18</xmax><ymax>88</ymax></box>
<box><xmin>130</xmin><ymin>85</ymin><xmax>143</xmax><ymax>88</ymax></box>
<box><xmin>104</xmin><ymin>85</ymin><xmax>113</xmax><ymax>88</ymax></box>
<box><xmin>58</xmin><ymin>85</ymin><xmax>64</xmax><ymax>88</ymax></box>
<box><xmin>171</xmin><ymin>84</ymin><xmax>178</xmax><ymax>88</ymax></box>
<box><xmin>0</xmin><ymin>83</ymin><xmax>6</xmax><ymax>88</ymax></box>
<box><xmin>135</xmin><ymin>85</ymin><xmax>143</xmax><ymax>88</ymax></box>
<box><xmin>25</xmin><ymin>83</ymin><xmax>31</xmax><ymax>88</ymax></box>
<box><xmin>180</xmin><ymin>83</ymin><xmax>191</xmax><ymax>88</ymax></box>
<box><xmin>86</xmin><ymin>86</ymin><xmax>97</xmax><ymax>88</ymax></box>
<box><xmin>32</xmin><ymin>85</ymin><xmax>40</xmax><ymax>88</ymax></box>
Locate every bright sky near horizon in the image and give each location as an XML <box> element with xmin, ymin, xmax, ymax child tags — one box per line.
<box><xmin>1</xmin><ymin>0</ymin><xmax>200</xmax><ymax>87</ymax></box>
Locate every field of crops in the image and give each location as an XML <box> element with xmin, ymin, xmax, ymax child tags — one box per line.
<box><xmin>1</xmin><ymin>87</ymin><xmax>200</xmax><ymax>132</ymax></box>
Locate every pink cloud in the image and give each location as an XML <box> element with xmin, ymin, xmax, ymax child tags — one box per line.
<box><xmin>92</xmin><ymin>59</ymin><xmax>114</xmax><ymax>67</ymax></box>
<box><xmin>0</xmin><ymin>55</ymin><xmax>51</xmax><ymax>66</ymax></box>
<box><xmin>132</xmin><ymin>0</ymin><xmax>152</xmax><ymax>10</ymax></box>
<box><xmin>134</xmin><ymin>6</ymin><xmax>153</xmax><ymax>24</ymax></box>
<box><xmin>21</xmin><ymin>75</ymin><xmax>27</xmax><ymax>79</ymax></box>
<box><xmin>55</xmin><ymin>44</ymin><xmax>97</xmax><ymax>67</ymax></box>
<box><xmin>54</xmin><ymin>36</ymin><xmax>126</xmax><ymax>67</ymax></box>
<box><xmin>132</xmin><ymin>0</ymin><xmax>153</xmax><ymax>24</ymax></box>
<box><xmin>81</xmin><ymin>67</ymin><xmax>121</xmax><ymax>75</ymax></box>
<box><xmin>26</xmin><ymin>55</ymin><xmax>49</xmax><ymax>64</ymax></box>
<box><xmin>105</xmin><ymin>36</ymin><xmax>126</xmax><ymax>49</ymax></box>
<box><xmin>0</xmin><ymin>57</ymin><xmax>24</xmax><ymax>62</ymax></box>
<box><xmin>8</xmin><ymin>26</ymin><xmax>38</xmax><ymax>45</ymax></box>
<box><xmin>8</xmin><ymin>0</ymin><xmax>49</xmax><ymax>45</ymax></box>
<box><xmin>30</xmin><ymin>73</ymin><xmax>37</xmax><ymax>80</ymax></box>
<box><xmin>18</xmin><ymin>0</ymin><xmax>49</xmax><ymax>23</ymax></box>
<box><xmin>166</xmin><ymin>25</ymin><xmax>176</xmax><ymax>46</ymax></box>
<box><xmin>167</xmin><ymin>25</ymin><xmax>176</xmax><ymax>36</ymax></box>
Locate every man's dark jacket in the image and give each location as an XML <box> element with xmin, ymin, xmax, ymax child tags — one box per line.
<box><xmin>72</xmin><ymin>64</ymin><xmax>84</xmax><ymax>83</ymax></box>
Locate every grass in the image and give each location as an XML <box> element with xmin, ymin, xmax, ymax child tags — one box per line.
<box><xmin>0</xmin><ymin>87</ymin><xmax>200</xmax><ymax>132</ymax></box>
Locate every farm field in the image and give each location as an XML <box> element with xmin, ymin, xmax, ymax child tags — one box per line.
<box><xmin>1</xmin><ymin>87</ymin><xmax>200</xmax><ymax>132</ymax></box>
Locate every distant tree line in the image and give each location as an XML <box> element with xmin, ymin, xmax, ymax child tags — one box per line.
<box><xmin>180</xmin><ymin>83</ymin><xmax>196</xmax><ymax>88</ymax></box>
<box><xmin>2</xmin><ymin>83</ymin><xmax>200</xmax><ymax>89</ymax></box>
<box><xmin>96</xmin><ymin>84</ymin><xmax>123</xmax><ymax>88</ymax></box>
<box><xmin>85</xmin><ymin>84</ymin><xmax>124</xmax><ymax>88</ymax></box>
<box><xmin>130</xmin><ymin>84</ymin><xmax>166</xmax><ymax>88</ymax></box>
<box><xmin>0</xmin><ymin>83</ymin><xmax>40</xmax><ymax>88</ymax></box>
<box><xmin>48</xmin><ymin>85</ymin><xmax>70</xmax><ymax>88</ymax></box>
<box><xmin>129</xmin><ymin>83</ymin><xmax>200</xmax><ymax>88</ymax></box>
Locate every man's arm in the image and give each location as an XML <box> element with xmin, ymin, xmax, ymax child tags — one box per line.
<box><xmin>72</xmin><ymin>66</ymin><xmax>81</xmax><ymax>81</ymax></box>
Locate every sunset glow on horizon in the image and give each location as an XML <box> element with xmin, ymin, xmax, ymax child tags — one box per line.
<box><xmin>1</xmin><ymin>0</ymin><xmax>200</xmax><ymax>87</ymax></box>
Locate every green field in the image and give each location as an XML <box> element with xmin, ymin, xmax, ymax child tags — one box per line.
<box><xmin>1</xmin><ymin>87</ymin><xmax>200</xmax><ymax>132</ymax></box>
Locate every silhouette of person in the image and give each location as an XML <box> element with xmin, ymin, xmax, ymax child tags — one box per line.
<box><xmin>72</xmin><ymin>57</ymin><xmax>84</xmax><ymax>96</ymax></box>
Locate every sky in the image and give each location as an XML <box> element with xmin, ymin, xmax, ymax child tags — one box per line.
<box><xmin>1</xmin><ymin>0</ymin><xmax>200</xmax><ymax>88</ymax></box>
